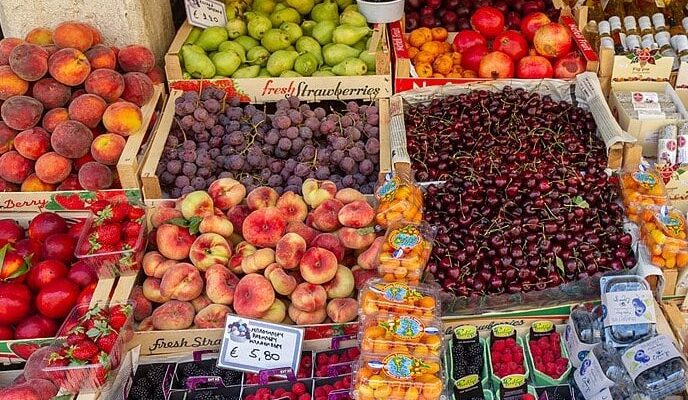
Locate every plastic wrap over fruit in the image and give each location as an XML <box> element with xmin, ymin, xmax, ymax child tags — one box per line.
<box><xmin>375</xmin><ymin>172</ymin><xmax>424</xmax><ymax>229</ymax></box>
<box><xmin>358</xmin><ymin>278</ymin><xmax>441</xmax><ymax>319</ymax></box>
<box><xmin>620</xmin><ymin>334</ymin><xmax>687</xmax><ymax>399</ymax></box>
<box><xmin>599</xmin><ymin>275</ymin><xmax>656</xmax><ymax>349</ymax></box>
<box><xmin>619</xmin><ymin>165</ymin><xmax>668</xmax><ymax>224</ymax></box>
<box><xmin>638</xmin><ymin>205</ymin><xmax>688</xmax><ymax>269</ymax></box>
<box><xmin>378</xmin><ymin>221</ymin><xmax>434</xmax><ymax>285</ymax></box>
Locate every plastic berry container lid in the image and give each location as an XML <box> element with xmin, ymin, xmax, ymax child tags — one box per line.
<box><xmin>359</xmin><ymin>312</ymin><xmax>444</xmax><ymax>358</ymax></box>
<box><xmin>621</xmin><ymin>334</ymin><xmax>687</xmax><ymax>399</ymax></box>
<box><xmin>599</xmin><ymin>275</ymin><xmax>656</xmax><ymax>348</ymax></box>
<box><xmin>359</xmin><ymin>278</ymin><xmax>441</xmax><ymax>318</ymax></box>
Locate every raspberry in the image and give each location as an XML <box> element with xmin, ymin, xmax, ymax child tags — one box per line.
<box><xmin>274</xmin><ymin>388</ymin><xmax>286</xmax><ymax>397</ymax></box>
<box><xmin>334</xmin><ymin>381</ymin><xmax>344</xmax><ymax>390</ymax></box>
<box><xmin>501</xmin><ymin>353</ymin><xmax>513</xmax><ymax>363</ymax></box>
<box><xmin>245</xmin><ymin>395</ymin><xmax>256</xmax><ymax>400</ymax></box>
<box><xmin>492</xmin><ymin>341</ymin><xmax>506</xmax><ymax>352</ymax></box>
<box><xmin>292</xmin><ymin>383</ymin><xmax>307</xmax><ymax>396</ymax></box>
<box><xmin>316</xmin><ymin>353</ymin><xmax>329</xmax><ymax>365</ymax></box>
<box><xmin>505</xmin><ymin>338</ymin><xmax>516</xmax><ymax>347</ymax></box>
<box><xmin>256</xmin><ymin>388</ymin><xmax>271</xmax><ymax>397</ymax></box>
<box><xmin>314</xmin><ymin>388</ymin><xmax>327</xmax><ymax>397</ymax></box>
<box><xmin>298</xmin><ymin>394</ymin><xmax>311</xmax><ymax>400</ymax></box>
<box><xmin>329</xmin><ymin>354</ymin><xmax>339</xmax><ymax>365</ymax></box>
<box><xmin>523</xmin><ymin>394</ymin><xmax>536</xmax><ymax>400</ymax></box>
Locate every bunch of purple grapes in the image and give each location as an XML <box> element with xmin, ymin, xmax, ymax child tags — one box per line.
<box><xmin>157</xmin><ymin>87</ymin><xmax>381</xmax><ymax>197</ymax></box>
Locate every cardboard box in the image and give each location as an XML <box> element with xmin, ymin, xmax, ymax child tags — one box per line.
<box><xmin>166</xmin><ymin>21</ymin><xmax>392</xmax><ymax>103</ymax></box>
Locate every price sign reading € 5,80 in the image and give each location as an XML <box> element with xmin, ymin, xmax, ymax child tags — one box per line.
<box><xmin>218</xmin><ymin>316</ymin><xmax>304</xmax><ymax>374</ymax></box>
<box><xmin>185</xmin><ymin>0</ymin><xmax>227</xmax><ymax>28</ymax></box>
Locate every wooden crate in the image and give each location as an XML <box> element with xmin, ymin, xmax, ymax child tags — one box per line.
<box><xmin>139</xmin><ymin>89</ymin><xmax>392</xmax><ymax>200</ymax></box>
<box><xmin>0</xmin><ymin>85</ymin><xmax>165</xmax><ymax>213</ymax></box>
<box><xmin>166</xmin><ymin>21</ymin><xmax>392</xmax><ymax>103</ymax></box>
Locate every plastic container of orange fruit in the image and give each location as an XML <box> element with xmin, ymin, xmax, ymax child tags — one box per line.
<box><xmin>639</xmin><ymin>205</ymin><xmax>688</xmax><ymax>269</ymax></box>
<box><xmin>619</xmin><ymin>167</ymin><xmax>668</xmax><ymax>223</ymax></box>
<box><xmin>359</xmin><ymin>279</ymin><xmax>441</xmax><ymax>319</ymax></box>
<box><xmin>352</xmin><ymin>353</ymin><xmax>446</xmax><ymax>400</ymax></box>
<box><xmin>375</xmin><ymin>172</ymin><xmax>424</xmax><ymax>228</ymax></box>
<box><xmin>378</xmin><ymin>221</ymin><xmax>434</xmax><ymax>285</ymax></box>
<box><xmin>360</xmin><ymin>313</ymin><xmax>444</xmax><ymax>358</ymax></box>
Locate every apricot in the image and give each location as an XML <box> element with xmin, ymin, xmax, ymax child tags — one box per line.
<box><xmin>91</xmin><ymin>133</ymin><xmax>126</xmax><ymax>165</ymax></box>
<box><xmin>409</xmin><ymin>28</ymin><xmax>432</xmax><ymax>48</ymax></box>
<box><xmin>431</xmin><ymin>27</ymin><xmax>448</xmax><ymax>41</ymax></box>
<box><xmin>85</xmin><ymin>45</ymin><xmax>117</xmax><ymax>70</ymax></box>
<box><xmin>14</xmin><ymin>127</ymin><xmax>50</xmax><ymax>160</ymax></box>
<box><xmin>118</xmin><ymin>45</ymin><xmax>155</xmax><ymax>73</ymax></box>
<box><xmin>420</xmin><ymin>41</ymin><xmax>444</xmax><ymax>57</ymax></box>
<box><xmin>21</xmin><ymin>173</ymin><xmax>55</xmax><ymax>192</ymax></box>
<box><xmin>415</xmin><ymin>63</ymin><xmax>433</xmax><ymax>77</ymax></box>
<box><xmin>102</xmin><ymin>101</ymin><xmax>143</xmax><ymax>136</ymax></box>
<box><xmin>0</xmin><ymin>38</ymin><xmax>23</xmax><ymax>65</ymax></box>
<box><xmin>53</xmin><ymin>21</ymin><xmax>93</xmax><ymax>51</ymax></box>
<box><xmin>51</xmin><ymin>120</ymin><xmax>93</xmax><ymax>158</ymax></box>
<box><xmin>25</xmin><ymin>28</ymin><xmax>53</xmax><ymax>45</ymax></box>
<box><xmin>121</xmin><ymin>72</ymin><xmax>154</xmax><ymax>106</ymax></box>
<box><xmin>32</xmin><ymin>77</ymin><xmax>71</xmax><ymax>109</ymax></box>
<box><xmin>413</xmin><ymin>51</ymin><xmax>434</xmax><ymax>64</ymax></box>
<box><xmin>35</xmin><ymin>152</ymin><xmax>71</xmax><ymax>184</ymax></box>
<box><xmin>0</xmin><ymin>65</ymin><xmax>28</xmax><ymax>100</ymax></box>
<box><xmin>1</xmin><ymin>96</ymin><xmax>43</xmax><ymax>130</ymax></box>
<box><xmin>68</xmin><ymin>94</ymin><xmax>107</xmax><ymax>128</ymax></box>
<box><xmin>48</xmin><ymin>48</ymin><xmax>91</xmax><ymax>86</ymax></box>
<box><xmin>0</xmin><ymin>150</ymin><xmax>33</xmax><ymax>183</ymax></box>
<box><xmin>41</xmin><ymin>107</ymin><xmax>69</xmax><ymax>132</ymax></box>
<box><xmin>84</xmin><ymin>69</ymin><xmax>124</xmax><ymax>102</ymax></box>
<box><xmin>77</xmin><ymin>161</ymin><xmax>113</xmax><ymax>190</ymax></box>
<box><xmin>432</xmin><ymin>54</ymin><xmax>453</xmax><ymax>75</ymax></box>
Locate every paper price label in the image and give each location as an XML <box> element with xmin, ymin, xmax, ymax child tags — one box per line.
<box><xmin>218</xmin><ymin>316</ymin><xmax>304</xmax><ymax>374</ymax></box>
<box><xmin>185</xmin><ymin>0</ymin><xmax>227</xmax><ymax>28</ymax></box>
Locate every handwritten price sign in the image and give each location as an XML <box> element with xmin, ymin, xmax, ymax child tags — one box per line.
<box><xmin>185</xmin><ymin>0</ymin><xmax>227</xmax><ymax>28</ymax></box>
<box><xmin>218</xmin><ymin>316</ymin><xmax>304</xmax><ymax>374</ymax></box>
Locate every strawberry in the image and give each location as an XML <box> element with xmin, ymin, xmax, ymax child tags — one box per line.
<box><xmin>108</xmin><ymin>304</ymin><xmax>132</xmax><ymax>330</ymax></box>
<box><xmin>95</xmin><ymin>223</ymin><xmax>121</xmax><ymax>245</ymax></box>
<box><xmin>67</xmin><ymin>331</ymin><xmax>87</xmax><ymax>346</ymax></box>
<box><xmin>122</xmin><ymin>221</ymin><xmax>141</xmax><ymax>239</ymax></box>
<box><xmin>95</xmin><ymin>244</ymin><xmax>119</xmax><ymax>254</ymax></box>
<box><xmin>110</xmin><ymin>203</ymin><xmax>130</xmax><ymax>223</ymax></box>
<box><xmin>90</xmin><ymin>200</ymin><xmax>110</xmax><ymax>215</ymax></box>
<box><xmin>96</xmin><ymin>332</ymin><xmax>118</xmax><ymax>353</ymax></box>
<box><xmin>128</xmin><ymin>206</ymin><xmax>145</xmax><ymax>220</ymax></box>
<box><xmin>70</xmin><ymin>339</ymin><xmax>99</xmax><ymax>361</ymax></box>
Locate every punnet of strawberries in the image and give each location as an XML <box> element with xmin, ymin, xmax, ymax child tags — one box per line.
<box><xmin>528</xmin><ymin>332</ymin><xmax>569</xmax><ymax>379</ymax></box>
<box><xmin>75</xmin><ymin>199</ymin><xmax>146</xmax><ymax>277</ymax></box>
<box><xmin>490</xmin><ymin>337</ymin><xmax>526</xmax><ymax>378</ymax></box>
<box><xmin>41</xmin><ymin>302</ymin><xmax>133</xmax><ymax>393</ymax></box>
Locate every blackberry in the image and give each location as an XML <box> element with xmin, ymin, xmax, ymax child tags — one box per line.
<box><xmin>208</xmin><ymin>365</ymin><xmax>242</xmax><ymax>386</ymax></box>
<box><xmin>451</xmin><ymin>337</ymin><xmax>483</xmax><ymax>379</ymax></box>
<box><xmin>191</xmin><ymin>390</ymin><xmax>224</xmax><ymax>400</ymax></box>
<box><xmin>127</xmin><ymin>384</ymin><xmax>151</xmax><ymax>400</ymax></box>
<box><xmin>181</xmin><ymin>362</ymin><xmax>207</xmax><ymax>378</ymax></box>
<box><xmin>146</xmin><ymin>363</ymin><xmax>170</xmax><ymax>383</ymax></box>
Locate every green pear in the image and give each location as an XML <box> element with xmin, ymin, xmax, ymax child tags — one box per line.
<box><xmin>312</xmin><ymin>20</ymin><xmax>337</xmax><ymax>45</ymax></box>
<box><xmin>195</xmin><ymin>26</ymin><xmax>229</xmax><ymax>51</ymax></box>
<box><xmin>352</xmin><ymin>38</ymin><xmax>366</xmax><ymax>51</ymax></box>
<box><xmin>270</xmin><ymin>7</ymin><xmax>301</xmax><ymax>27</ymax></box>
<box><xmin>247</xmin><ymin>12</ymin><xmax>273</xmax><ymax>39</ymax></box>
<box><xmin>286</xmin><ymin>0</ymin><xmax>315</xmax><ymax>15</ymax></box>
<box><xmin>232</xmin><ymin>65</ymin><xmax>261</xmax><ymax>78</ymax></box>
<box><xmin>235</xmin><ymin>35</ymin><xmax>260</xmax><ymax>50</ymax></box>
<box><xmin>218</xmin><ymin>41</ymin><xmax>247</xmax><ymax>62</ymax></box>
<box><xmin>294</xmin><ymin>53</ymin><xmax>319</xmax><ymax>76</ymax></box>
<box><xmin>339</xmin><ymin>9</ymin><xmax>367</xmax><ymax>27</ymax></box>
<box><xmin>261</xmin><ymin>28</ymin><xmax>291</xmax><ymax>52</ymax></box>
<box><xmin>226</xmin><ymin>18</ymin><xmax>248</xmax><ymax>39</ymax></box>
<box><xmin>274</xmin><ymin>3</ymin><xmax>286</xmax><ymax>11</ymax></box>
<box><xmin>312</xmin><ymin>70</ymin><xmax>335</xmax><ymax>76</ymax></box>
<box><xmin>332</xmin><ymin>24</ymin><xmax>370</xmax><ymax>46</ymax></box>
<box><xmin>187</xmin><ymin>44</ymin><xmax>207</xmax><ymax>55</ymax></box>
<box><xmin>311</xmin><ymin>0</ymin><xmax>339</xmax><ymax>22</ymax></box>
<box><xmin>280</xmin><ymin>70</ymin><xmax>303</xmax><ymax>77</ymax></box>
<box><xmin>183</xmin><ymin>71</ymin><xmax>192</xmax><ymax>79</ymax></box>
<box><xmin>323</xmin><ymin>43</ymin><xmax>361</xmax><ymax>66</ymax></box>
<box><xmin>185</xmin><ymin>27</ymin><xmax>203</xmax><ymax>44</ymax></box>
<box><xmin>266</xmin><ymin>50</ymin><xmax>299</xmax><ymax>76</ymax></box>
<box><xmin>359</xmin><ymin>50</ymin><xmax>376</xmax><ymax>71</ymax></box>
<box><xmin>335</xmin><ymin>0</ymin><xmax>354</xmax><ymax>10</ymax></box>
<box><xmin>259</xmin><ymin>67</ymin><xmax>272</xmax><ymax>77</ymax></box>
<box><xmin>286</xmin><ymin>45</ymin><xmax>296</xmax><ymax>51</ymax></box>
<box><xmin>181</xmin><ymin>45</ymin><xmax>216</xmax><ymax>78</ymax></box>
<box><xmin>211</xmin><ymin>51</ymin><xmax>242</xmax><ymax>76</ymax></box>
<box><xmin>247</xmin><ymin>46</ymin><xmax>271</xmax><ymax>66</ymax></box>
<box><xmin>253</xmin><ymin>0</ymin><xmax>277</xmax><ymax>15</ymax></box>
<box><xmin>280</xmin><ymin>22</ymin><xmax>303</xmax><ymax>43</ymax></box>
<box><xmin>301</xmin><ymin>20</ymin><xmax>317</xmax><ymax>36</ymax></box>
<box><xmin>296</xmin><ymin>36</ymin><xmax>323</xmax><ymax>65</ymax></box>
<box><xmin>332</xmin><ymin>57</ymin><xmax>367</xmax><ymax>75</ymax></box>
<box><xmin>344</xmin><ymin>4</ymin><xmax>359</xmax><ymax>12</ymax></box>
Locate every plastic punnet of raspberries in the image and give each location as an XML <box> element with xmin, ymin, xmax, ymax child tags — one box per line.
<box><xmin>528</xmin><ymin>332</ymin><xmax>569</xmax><ymax>379</ymax></box>
<box><xmin>490</xmin><ymin>337</ymin><xmax>526</xmax><ymax>378</ymax></box>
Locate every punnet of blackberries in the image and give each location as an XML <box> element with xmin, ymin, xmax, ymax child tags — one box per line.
<box><xmin>157</xmin><ymin>88</ymin><xmax>381</xmax><ymax>198</ymax></box>
<box><xmin>404</xmin><ymin>86</ymin><xmax>635</xmax><ymax>296</ymax></box>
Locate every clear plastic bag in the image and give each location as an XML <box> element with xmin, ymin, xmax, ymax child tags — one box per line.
<box><xmin>378</xmin><ymin>221</ymin><xmax>434</xmax><ymax>285</ymax></box>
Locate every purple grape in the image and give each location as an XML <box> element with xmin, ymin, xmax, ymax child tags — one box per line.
<box><xmin>198</xmin><ymin>167</ymin><xmax>211</xmax><ymax>178</ymax></box>
<box><xmin>268</xmin><ymin>174</ymin><xmax>283</xmax><ymax>187</ymax></box>
<box><xmin>342</xmin><ymin>175</ymin><xmax>354</xmax><ymax>187</ymax></box>
<box><xmin>227</xmin><ymin>155</ymin><xmax>244</xmax><ymax>170</ymax></box>
<box><xmin>365</xmin><ymin>138</ymin><xmax>380</xmax><ymax>154</ymax></box>
<box><xmin>274</xmin><ymin>115</ymin><xmax>291</xmax><ymax>129</ymax></box>
<box><xmin>175</xmin><ymin>175</ymin><xmax>190</xmax><ymax>188</ymax></box>
<box><xmin>211</xmin><ymin>125</ymin><xmax>224</xmax><ymax>137</ymax></box>
<box><xmin>359</xmin><ymin>159</ymin><xmax>374</xmax><ymax>175</ymax></box>
<box><xmin>315</xmin><ymin>166</ymin><xmax>330</xmax><ymax>180</ymax></box>
<box><xmin>288</xmin><ymin>109</ymin><xmax>303</xmax><ymax>125</ymax></box>
<box><xmin>332</xmin><ymin>137</ymin><xmax>348</xmax><ymax>150</ymax></box>
<box><xmin>344</xmin><ymin>126</ymin><xmax>361</xmax><ymax>141</ymax></box>
<box><xmin>314</xmin><ymin>107</ymin><xmax>326</xmax><ymax>119</ymax></box>
<box><xmin>278</xmin><ymin>138</ymin><xmax>292</xmax><ymax>151</ymax></box>
<box><xmin>194</xmin><ymin>108</ymin><xmax>209</xmax><ymax>121</ymax></box>
<box><xmin>341</xmin><ymin>115</ymin><xmax>353</xmax><ymax>128</ymax></box>
<box><xmin>181</xmin><ymin>185</ymin><xmax>194</xmax><ymax>195</ymax></box>
<box><xmin>182</xmin><ymin>162</ymin><xmax>197</xmax><ymax>177</ymax></box>
<box><xmin>299</xmin><ymin>126</ymin><xmax>313</xmax><ymax>139</ymax></box>
<box><xmin>161</xmin><ymin>171</ymin><xmax>175</xmax><ymax>185</ymax></box>
<box><xmin>340</xmin><ymin>157</ymin><xmax>355</xmax><ymax>173</ymax></box>
<box><xmin>349</xmin><ymin>147</ymin><xmax>365</xmax><ymax>162</ymax></box>
<box><xmin>276</xmin><ymin>99</ymin><xmax>290</xmax><ymax>110</ymax></box>
<box><xmin>287</xmin><ymin>175</ymin><xmax>302</xmax><ymax>186</ymax></box>
<box><xmin>192</xmin><ymin>122</ymin><xmax>204</xmax><ymax>134</ymax></box>
<box><xmin>295</xmin><ymin>163</ymin><xmax>310</xmax><ymax>177</ymax></box>
<box><xmin>288</xmin><ymin>96</ymin><xmax>300</xmax><ymax>108</ymax></box>
<box><xmin>167</xmin><ymin>160</ymin><xmax>182</xmax><ymax>174</ymax></box>
<box><xmin>261</xmin><ymin>168</ymin><xmax>272</xmax><ymax>180</ymax></box>
<box><xmin>181</xmin><ymin>149</ymin><xmax>197</xmax><ymax>162</ymax></box>
<box><xmin>285</xmin><ymin>126</ymin><xmax>299</xmax><ymax>139</ymax></box>
<box><xmin>291</xmin><ymin>137</ymin><xmax>305</xmax><ymax>153</ymax></box>
<box><xmin>270</xmin><ymin>159</ymin><xmax>284</xmax><ymax>173</ymax></box>
<box><xmin>183</xmin><ymin>140</ymin><xmax>197</xmax><ymax>151</ymax></box>
<box><xmin>191</xmin><ymin>177</ymin><xmax>206</xmax><ymax>189</ymax></box>
<box><xmin>354</xmin><ymin>173</ymin><xmax>366</xmax><ymax>184</ymax></box>
<box><xmin>331</xmin><ymin>150</ymin><xmax>344</xmax><ymax>164</ymax></box>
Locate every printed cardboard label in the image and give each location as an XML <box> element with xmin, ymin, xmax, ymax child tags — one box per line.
<box><xmin>564</xmin><ymin>318</ymin><xmax>597</xmax><ymax>368</ymax></box>
<box><xmin>573</xmin><ymin>352</ymin><xmax>615</xmax><ymax>398</ymax></box>
<box><xmin>601</xmin><ymin>289</ymin><xmax>656</xmax><ymax>326</ymax></box>
<box><xmin>621</xmin><ymin>334</ymin><xmax>684</xmax><ymax>380</ymax></box>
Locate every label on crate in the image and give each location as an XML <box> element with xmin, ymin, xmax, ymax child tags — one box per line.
<box><xmin>454</xmin><ymin>325</ymin><xmax>478</xmax><ymax>341</ymax></box>
<box><xmin>631</xmin><ymin>92</ymin><xmax>661</xmax><ymax>110</ymax></box>
<box><xmin>218</xmin><ymin>316</ymin><xmax>304</xmax><ymax>374</ymax></box>
<box><xmin>185</xmin><ymin>0</ymin><xmax>227</xmax><ymax>28</ymax></box>
<box><xmin>491</xmin><ymin>324</ymin><xmax>515</xmax><ymax>339</ymax></box>
<box><xmin>601</xmin><ymin>289</ymin><xmax>656</xmax><ymax>326</ymax></box>
<box><xmin>621</xmin><ymin>334</ymin><xmax>684</xmax><ymax>380</ymax></box>
<box><xmin>368</xmin><ymin>353</ymin><xmax>429</xmax><ymax>380</ymax></box>
<box><xmin>573</xmin><ymin>352</ymin><xmax>615</xmax><ymax>398</ymax></box>
<box><xmin>379</xmin><ymin>315</ymin><xmax>438</xmax><ymax>340</ymax></box>
<box><xmin>378</xmin><ymin>282</ymin><xmax>422</xmax><ymax>303</ymax></box>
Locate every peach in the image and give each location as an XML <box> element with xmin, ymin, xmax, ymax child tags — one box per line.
<box><xmin>311</xmin><ymin>233</ymin><xmax>345</xmax><ymax>262</ymax></box>
<box><xmin>130</xmin><ymin>286</ymin><xmax>153</xmax><ymax>322</ymax></box>
<box><xmin>84</xmin><ymin>69</ymin><xmax>125</xmax><ymax>103</ymax></box>
<box><xmin>326</xmin><ymin>298</ymin><xmax>358</xmax><ymax>323</ymax></box>
<box><xmin>147</xmin><ymin>66</ymin><xmax>165</xmax><ymax>84</ymax></box>
<box><xmin>42</xmin><ymin>44</ymin><xmax>58</xmax><ymax>57</ymax></box>
<box><xmin>9</xmin><ymin>43</ymin><xmax>49</xmax><ymax>81</ymax></box>
<box><xmin>291</xmin><ymin>282</ymin><xmax>327</xmax><ymax>312</ymax></box>
<box><xmin>156</xmin><ymin>223</ymin><xmax>195</xmax><ymax>260</ymax></box>
<box><xmin>288</xmin><ymin>304</ymin><xmax>326</xmax><ymax>325</ymax></box>
<box><xmin>312</xmin><ymin>199</ymin><xmax>344</xmax><ymax>232</ymax></box>
<box><xmin>14</xmin><ymin>127</ymin><xmax>50</xmax><ymax>160</ymax></box>
<box><xmin>303</xmin><ymin>179</ymin><xmax>337</xmax><ymax>208</ymax></box>
<box><xmin>0</xmin><ymin>38</ymin><xmax>23</xmax><ymax>65</ymax></box>
<box><xmin>68</xmin><ymin>93</ymin><xmax>107</xmax><ymax>128</ymax></box>
<box><xmin>90</xmin><ymin>133</ymin><xmax>126</xmax><ymax>165</ymax></box>
<box><xmin>51</xmin><ymin>120</ymin><xmax>92</xmax><ymax>158</ymax></box>
<box><xmin>0</xmin><ymin>122</ymin><xmax>16</xmax><ymax>154</ymax></box>
<box><xmin>323</xmin><ymin>265</ymin><xmax>355</xmax><ymax>298</ymax></box>
<box><xmin>265</xmin><ymin>263</ymin><xmax>297</xmax><ymax>295</ymax></box>
<box><xmin>41</xmin><ymin>107</ymin><xmax>68</xmax><ymax>132</ymax></box>
<box><xmin>199</xmin><ymin>215</ymin><xmax>234</xmax><ymax>238</ymax></box>
<box><xmin>336</xmin><ymin>188</ymin><xmax>366</xmax><ymax>204</ymax></box>
<box><xmin>48</xmin><ymin>48</ymin><xmax>91</xmax><ymax>86</ymax></box>
<box><xmin>85</xmin><ymin>45</ymin><xmax>117</xmax><ymax>70</ymax></box>
<box><xmin>190</xmin><ymin>233</ymin><xmax>232</xmax><ymax>271</ymax></box>
<box><xmin>150</xmin><ymin>206</ymin><xmax>183</xmax><ymax>228</ymax></box>
<box><xmin>160</xmin><ymin>262</ymin><xmax>204</xmax><ymax>301</ymax></box>
<box><xmin>286</xmin><ymin>221</ymin><xmax>319</xmax><ymax>245</ymax></box>
<box><xmin>84</xmin><ymin>23</ymin><xmax>103</xmax><ymax>46</ymax></box>
<box><xmin>229</xmin><ymin>241</ymin><xmax>256</xmax><ymax>274</ymax></box>
<box><xmin>208</xmin><ymin>178</ymin><xmax>246</xmax><ymax>210</ymax></box>
<box><xmin>32</xmin><ymin>77</ymin><xmax>70</xmax><ymax>109</ymax></box>
<box><xmin>276</xmin><ymin>191</ymin><xmax>308</xmax><ymax>222</ymax></box>
<box><xmin>233</xmin><ymin>273</ymin><xmax>275</xmax><ymax>318</ymax></box>
<box><xmin>205</xmin><ymin>264</ymin><xmax>239</xmax><ymax>305</ymax></box>
<box><xmin>142</xmin><ymin>277</ymin><xmax>171</xmax><ymax>303</ymax></box>
<box><xmin>191</xmin><ymin>294</ymin><xmax>213</xmax><ymax>312</ymax></box>
<box><xmin>242</xmin><ymin>207</ymin><xmax>287</xmax><ymax>248</ymax></box>
<box><xmin>25</xmin><ymin>28</ymin><xmax>53</xmax><ymax>45</ymax></box>
<box><xmin>35</xmin><ymin>152</ymin><xmax>71</xmax><ymax>184</ymax></box>
<box><xmin>262</xmin><ymin>299</ymin><xmax>287</xmax><ymax>323</ymax></box>
<box><xmin>151</xmin><ymin>300</ymin><xmax>195</xmax><ymax>330</ymax></box>
<box><xmin>357</xmin><ymin>236</ymin><xmax>384</xmax><ymax>270</ymax></box>
<box><xmin>53</xmin><ymin>22</ymin><xmax>93</xmax><ymax>51</ymax></box>
<box><xmin>20</xmin><ymin>173</ymin><xmax>54</xmax><ymax>191</ymax></box>
<box><xmin>338</xmin><ymin>200</ymin><xmax>374</xmax><ymax>228</ymax></box>
<box><xmin>1</xmin><ymin>383</ymin><xmax>42</xmax><ymax>400</ymax></box>
<box><xmin>0</xmin><ymin>65</ymin><xmax>28</xmax><ymax>100</ymax></box>
<box><xmin>142</xmin><ymin>251</ymin><xmax>171</xmax><ymax>278</ymax></box>
<box><xmin>118</xmin><ymin>45</ymin><xmax>155</xmax><ymax>73</ymax></box>
<box><xmin>247</xmin><ymin>186</ymin><xmax>279</xmax><ymax>210</ymax></box>
<box><xmin>241</xmin><ymin>247</ymin><xmax>275</xmax><ymax>273</ymax></box>
<box><xmin>1</xmin><ymin>95</ymin><xmax>43</xmax><ymax>130</ymax></box>
<box><xmin>121</xmin><ymin>72</ymin><xmax>154</xmax><ymax>106</ymax></box>
<box><xmin>275</xmin><ymin>232</ymin><xmax>307</xmax><ymax>269</ymax></box>
<box><xmin>181</xmin><ymin>190</ymin><xmax>215</xmax><ymax>219</ymax></box>
<box><xmin>338</xmin><ymin>227</ymin><xmax>376</xmax><ymax>249</ymax></box>
<box><xmin>226</xmin><ymin>204</ymin><xmax>251</xmax><ymax>232</ymax></box>
<box><xmin>195</xmin><ymin>303</ymin><xmax>232</xmax><ymax>328</ymax></box>
<box><xmin>138</xmin><ymin>316</ymin><xmax>154</xmax><ymax>331</ymax></box>
<box><xmin>299</xmin><ymin>247</ymin><xmax>338</xmax><ymax>284</ymax></box>
<box><xmin>56</xmin><ymin>174</ymin><xmax>81</xmax><ymax>190</ymax></box>
<box><xmin>77</xmin><ymin>161</ymin><xmax>113</xmax><ymax>190</ymax></box>
<box><xmin>0</xmin><ymin>151</ymin><xmax>33</xmax><ymax>183</ymax></box>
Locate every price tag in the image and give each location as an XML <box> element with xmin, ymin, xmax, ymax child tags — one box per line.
<box><xmin>185</xmin><ymin>0</ymin><xmax>227</xmax><ymax>28</ymax></box>
<box><xmin>218</xmin><ymin>316</ymin><xmax>304</xmax><ymax>374</ymax></box>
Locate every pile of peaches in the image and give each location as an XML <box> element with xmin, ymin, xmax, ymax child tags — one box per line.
<box><xmin>0</xmin><ymin>21</ymin><xmax>162</xmax><ymax>192</ymax></box>
<box><xmin>129</xmin><ymin>177</ymin><xmax>382</xmax><ymax>330</ymax></box>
